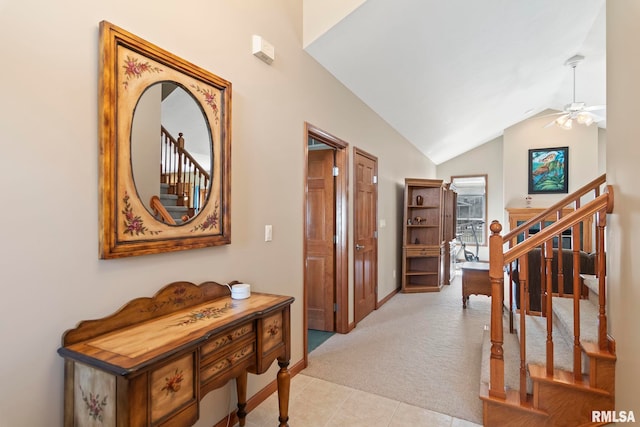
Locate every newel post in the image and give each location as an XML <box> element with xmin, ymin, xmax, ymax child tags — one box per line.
<box><xmin>488</xmin><ymin>220</ymin><xmax>506</xmax><ymax>399</ymax></box>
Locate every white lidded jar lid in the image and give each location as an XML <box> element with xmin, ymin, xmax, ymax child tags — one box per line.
<box><xmin>231</xmin><ymin>283</ymin><xmax>251</xmax><ymax>299</ymax></box>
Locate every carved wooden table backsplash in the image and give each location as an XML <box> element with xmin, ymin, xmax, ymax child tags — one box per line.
<box><xmin>58</xmin><ymin>281</ymin><xmax>294</xmax><ymax>427</ymax></box>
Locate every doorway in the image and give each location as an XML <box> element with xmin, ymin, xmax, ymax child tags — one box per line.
<box><xmin>353</xmin><ymin>148</ymin><xmax>378</xmax><ymax>323</ymax></box>
<box><xmin>304</xmin><ymin>123</ymin><xmax>348</xmax><ymax>365</ymax></box>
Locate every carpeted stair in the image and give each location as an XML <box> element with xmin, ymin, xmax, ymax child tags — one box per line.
<box><xmin>480</xmin><ymin>277</ymin><xmax>615</xmax><ymax>426</ymax></box>
<box><xmin>159</xmin><ymin>183</ymin><xmax>189</xmax><ymax>224</ymax></box>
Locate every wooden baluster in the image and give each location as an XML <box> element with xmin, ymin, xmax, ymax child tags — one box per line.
<box><xmin>161</xmin><ymin>131</ymin><xmax>166</xmax><ymax>183</ymax></box>
<box><xmin>489</xmin><ymin>221</ymin><xmax>506</xmax><ymax>399</ymax></box>
<box><xmin>519</xmin><ymin>254</ymin><xmax>528</xmax><ymax>403</ymax></box>
<box><xmin>597</xmin><ymin>209</ymin><xmax>608</xmax><ymax>350</ymax></box>
<box><xmin>176</xmin><ymin>133</ymin><xmax>184</xmax><ymax>193</ymax></box>
<box><xmin>539</xmin><ymin>242</ymin><xmax>547</xmax><ymax>317</ymax></box>
<box><xmin>556</xmin><ymin>210</ymin><xmax>564</xmax><ymax>298</ymax></box>
<box><xmin>189</xmin><ymin>163</ymin><xmax>195</xmax><ymax>209</ymax></box>
<box><xmin>180</xmin><ymin>155</ymin><xmax>187</xmax><ymax>206</ymax></box>
<box><xmin>508</xmin><ymin>263</ymin><xmax>514</xmax><ymax>333</ymax></box>
<box><xmin>544</xmin><ymin>240</ymin><xmax>554</xmax><ymax>375</ymax></box>
<box><xmin>538</xmin><ymin>219</ymin><xmax>547</xmax><ymax>316</ymax></box>
<box><xmin>572</xmin><ymin>222</ymin><xmax>582</xmax><ymax>380</ymax></box>
<box><xmin>170</xmin><ymin>142</ymin><xmax>176</xmax><ymax>191</ymax></box>
<box><xmin>557</xmin><ymin>245</ymin><xmax>564</xmax><ymax>297</ymax></box>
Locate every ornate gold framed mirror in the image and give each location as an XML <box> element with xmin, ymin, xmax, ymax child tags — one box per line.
<box><xmin>99</xmin><ymin>21</ymin><xmax>231</xmax><ymax>258</ymax></box>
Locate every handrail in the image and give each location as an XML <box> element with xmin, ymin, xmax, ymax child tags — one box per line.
<box><xmin>504</xmin><ymin>190</ymin><xmax>611</xmax><ymax>265</ymax></box>
<box><xmin>150</xmin><ymin>195</ymin><xmax>176</xmax><ymax>225</ymax></box>
<box><xmin>503</xmin><ymin>173</ymin><xmax>606</xmax><ymax>244</ymax></box>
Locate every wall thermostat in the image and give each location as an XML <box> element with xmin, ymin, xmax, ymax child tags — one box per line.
<box><xmin>252</xmin><ymin>35</ymin><xmax>275</xmax><ymax>65</ymax></box>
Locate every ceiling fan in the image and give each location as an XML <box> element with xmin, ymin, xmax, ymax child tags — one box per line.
<box><xmin>544</xmin><ymin>54</ymin><xmax>605</xmax><ymax>129</ymax></box>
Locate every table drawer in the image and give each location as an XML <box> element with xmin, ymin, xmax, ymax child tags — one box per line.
<box><xmin>150</xmin><ymin>352</ymin><xmax>196</xmax><ymax>424</ymax></box>
<box><xmin>200</xmin><ymin>322</ymin><xmax>254</xmax><ymax>361</ymax></box>
<box><xmin>405</xmin><ymin>247</ymin><xmax>440</xmax><ymax>257</ymax></box>
<box><xmin>200</xmin><ymin>341</ymin><xmax>255</xmax><ymax>384</ymax></box>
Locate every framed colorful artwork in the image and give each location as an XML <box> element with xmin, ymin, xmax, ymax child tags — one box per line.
<box><xmin>528</xmin><ymin>147</ymin><xmax>569</xmax><ymax>194</ymax></box>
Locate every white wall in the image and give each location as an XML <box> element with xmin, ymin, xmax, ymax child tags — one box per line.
<box><xmin>0</xmin><ymin>1</ymin><xmax>435</xmax><ymax>425</ymax></box>
<box><xmin>131</xmin><ymin>83</ymin><xmax>161</xmax><ymax>212</ymax></box>
<box><xmin>503</xmin><ymin>110</ymin><xmax>600</xmax><ymax>226</ymax></box>
<box><xmin>606</xmin><ymin>0</ymin><xmax>640</xmax><ymax>415</ymax></box>
<box><xmin>436</xmin><ymin>136</ymin><xmax>504</xmax><ymax>262</ymax></box>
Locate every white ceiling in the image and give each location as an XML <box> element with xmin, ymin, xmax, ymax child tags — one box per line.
<box><xmin>304</xmin><ymin>0</ymin><xmax>606</xmax><ymax>164</ymax></box>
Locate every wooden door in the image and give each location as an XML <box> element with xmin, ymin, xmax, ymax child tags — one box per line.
<box><xmin>306</xmin><ymin>149</ymin><xmax>335</xmax><ymax>331</ymax></box>
<box><xmin>354</xmin><ymin>148</ymin><xmax>378</xmax><ymax>324</ymax></box>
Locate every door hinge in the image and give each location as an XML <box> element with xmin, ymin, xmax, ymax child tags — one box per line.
<box><xmin>334</xmin><ymin>303</ymin><xmax>338</xmax><ymax>312</ymax></box>
<box><xmin>332</xmin><ymin>166</ymin><xmax>339</xmax><ymax>177</ymax></box>
<box><xmin>373</xmin><ymin>230</ymin><xmax>378</xmax><ymax>238</ymax></box>
<box><xmin>372</xmin><ymin>175</ymin><xmax>378</xmax><ymax>184</ymax></box>
<box><xmin>333</xmin><ymin>235</ymin><xmax>337</xmax><ymax>244</ymax></box>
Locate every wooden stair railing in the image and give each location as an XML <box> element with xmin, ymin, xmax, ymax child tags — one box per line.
<box><xmin>161</xmin><ymin>126</ymin><xmax>210</xmax><ymax>211</ymax></box>
<box><xmin>488</xmin><ymin>181</ymin><xmax>614</xmax><ymax>406</ymax></box>
<box><xmin>150</xmin><ymin>195</ymin><xmax>176</xmax><ymax>225</ymax></box>
<box><xmin>504</xmin><ymin>174</ymin><xmax>607</xmax><ymax>322</ymax></box>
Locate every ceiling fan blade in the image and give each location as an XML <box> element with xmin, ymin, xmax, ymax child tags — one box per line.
<box><xmin>537</xmin><ymin>111</ymin><xmax>566</xmax><ymax>119</ymax></box>
<box><xmin>584</xmin><ymin>105</ymin><xmax>606</xmax><ymax>111</ymax></box>
<box><xmin>544</xmin><ymin>117</ymin><xmax>561</xmax><ymax>128</ymax></box>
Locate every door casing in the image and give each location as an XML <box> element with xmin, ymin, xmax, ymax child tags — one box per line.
<box><xmin>303</xmin><ymin>123</ymin><xmax>349</xmax><ymax>367</ymax></box>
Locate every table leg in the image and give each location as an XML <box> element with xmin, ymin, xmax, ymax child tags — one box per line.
<box><xmin>236</xmin><ymin>370</ymin><xmax>248</xmax><ymax>426</ymax></box>
<box><xmin>463</xmin><ymin>295</ymin><xmax>467</xmax><ymax>308</ymax></box>
<box><xmin>277</xmin><ymin>358</ymin><xmax>290</xmax><ymax>427</ymax></box>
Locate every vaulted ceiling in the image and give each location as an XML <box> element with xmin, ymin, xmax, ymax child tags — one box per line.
<box><xmin>304</xmin><ymin>0</ymin><xmax>606</xmax><ymax>164</ymax></box>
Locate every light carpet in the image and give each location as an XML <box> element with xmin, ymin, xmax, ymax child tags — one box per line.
<box><xmin>303</xmin><ymin>272</ymin><xmax>491</xmax><ymax>424</ymax></box>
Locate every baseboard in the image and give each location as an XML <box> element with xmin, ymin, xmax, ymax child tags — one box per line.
<box><xmin>376</xmin><ymin>287</ymin><xmax>399</xmax><ymax>309</ymax></box>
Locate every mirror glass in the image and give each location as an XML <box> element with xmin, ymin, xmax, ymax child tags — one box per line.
<box><xmin>131</xmin><ymin>82</ymin><xmax>212</xmax><ymax>224</ymax></box>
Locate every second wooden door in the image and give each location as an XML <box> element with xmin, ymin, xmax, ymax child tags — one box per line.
<box><xmin>354</xmin><ymin>148</ymin><xmax>378</xmax><ymax>324</ymax></box>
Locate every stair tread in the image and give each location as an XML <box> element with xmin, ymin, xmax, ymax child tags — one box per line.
<box><xmin>528</xmin><ymin>364</ymin><xmax>612</xmax><ymax>396</ymax></box>
<box><xmin>552</xmin><ymin>296</ymin><xmax>599</xmax><ymax>344</ymax></box>
<box><xmin>479</xmin><ymin>383</ymin><xmax>548</xmax><ymax>416</ymax></box>
<box><xmin>581</xmin><ymin>341</ymin><xmax>617</xmax><ymax>360</ymax></box>
<box><xmin>164</xmin><ymin>206</ymin><xmax>189</xmax><ymax>212</ymax></box>
<box><xmin>580</xmin><ymin>274</ymin><xmax>600</xmax><ymax>296</ymax></box>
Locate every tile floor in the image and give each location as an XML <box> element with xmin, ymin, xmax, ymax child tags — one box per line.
<box><xmin>235</xmin><ymin>373</ymin><xmax>482</xmax><ymax>427</ymax></box>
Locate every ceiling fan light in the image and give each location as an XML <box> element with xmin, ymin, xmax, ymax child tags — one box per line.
<box><xmin>555</xmin><ymin>115</ymin><xmax>569</xmax><ymax>127</ymax></box>
<box><xmin>577</xmin><ymin>112</ymin><xmax>594</xmax><ymax>126</ymax></box>
<box><xmin>555</xmin><ymin>116</ymin><xmax>573</xmax><ymax>130</ymax></box>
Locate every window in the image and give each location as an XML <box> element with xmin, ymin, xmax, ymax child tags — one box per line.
<box><xmin>451</xmin><ymin>175</ymin><xmax>487</xmax><ymax>248</ymax></box>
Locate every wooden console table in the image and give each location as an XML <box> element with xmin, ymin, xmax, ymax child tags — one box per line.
<box><xmin>462</xmin><ymin>262</ymin><xmax>491</xmax><ymax>308</ymax></box>
<box><xmin>58</xmin><ymin>281</ymin><xmax>294</xmax><ymax>427</ymax></box>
